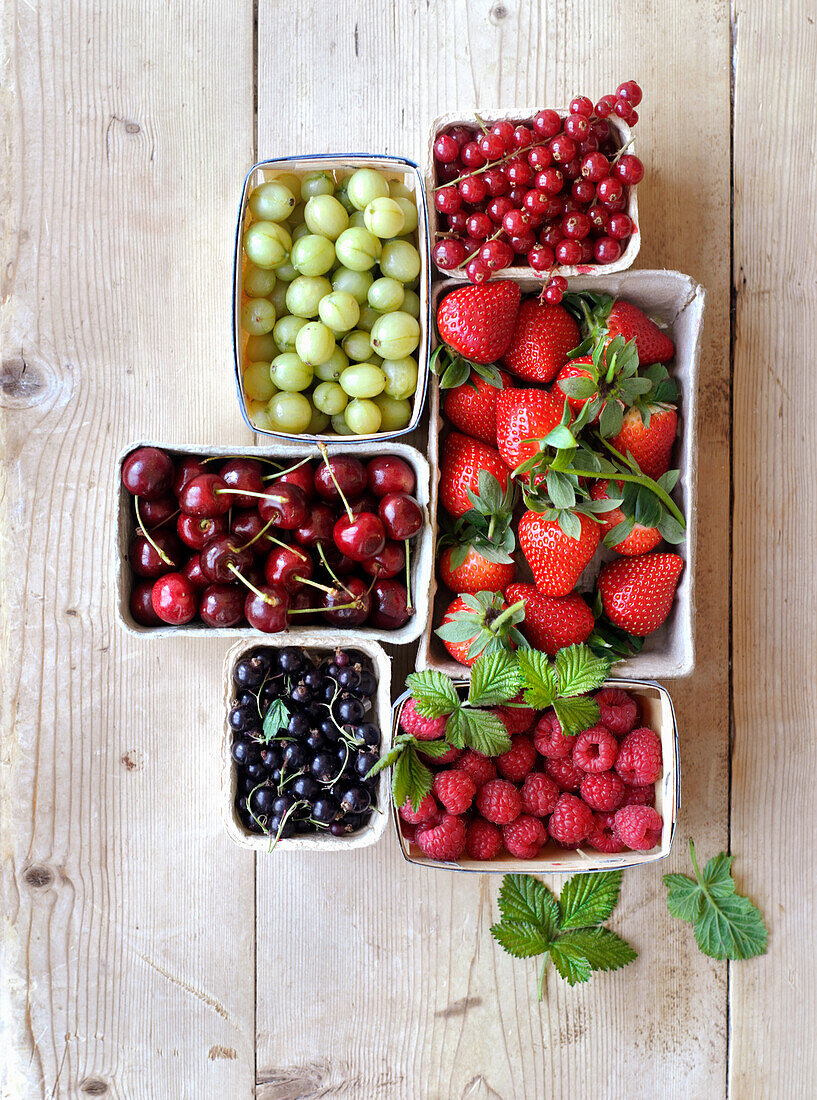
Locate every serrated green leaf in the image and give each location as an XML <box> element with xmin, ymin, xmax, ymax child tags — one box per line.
<box><xmin>548</xmin><ymin>941</ymin><xmax>593</xmax><ymax>985</ymax></box>
<box><xmin>365</xmin><ymin>742</ymin><xmax>404</xmax><ymax>779</ymax></box>
<box><xmin>598</xmin><ymin>399</ymin><xmax>624</xmax><ymax>438</ymax></box>
<box><xmin>497</xmin><ymin>874</ymin><xmax>561</xmax><ymax>935</ymax></box>
<box><xmin>490</xmin><ymin>920</ymin><xmax>553</xmax><ymax>959</ymax></box>
<box><xmin>261</xmin><ymin>698</ymin><xmax>291</xmax><ymax>743</ymax></box>
<box><xmin>393</xmin><ymin>745</ymin><xmax>434</xmax><ymax>813</ymax></box>
<box><xmin>552</xmin><ymin>695</ymin><xmax>599</xmax><ymax>737</ymax></box>
<box><xmin>444</xmin><ymin>707</ymin><xmax>469</xmax><ymax>748</ymax></box>
<box><xmin>463</xmin><ymin>709</ymin><xmax>512</xmax><ymax>755</ymax></box>
<box><xmin>468</xmin><ymin>651</ymin><xmax>521</xmax><ymax>707</ymax></box>
<box><xmin>552</xmin><ymin>928</ymin><xmax>637</xmax><ymax>975</ymax></box>
<box><xmin>558</xmin><ymin>871</ymin><xmax>623</xmax><ymax>930</ymax></box>
<box><xmin>517</xmin><ymin>649</ymin><xmax>558</xmax><ymax>709</ymax></box>
<box><xmin>554</xmin><ymin>644</ymin><xmax>611</xmax><ymax>697</ymax></box>
<box><xmin>414</xmin><ymin>735</ymin><xmax>458</xmax><ymax>759</ymax></box>
<box><xmin>404</xmin><ymin>670</ymin><xmax>461</xmax><ymax>718</ymax></box>
<box><xmin>664</xmin><ymin>874</ymin><xmax>704</xmax><ymax>922</ymax></box>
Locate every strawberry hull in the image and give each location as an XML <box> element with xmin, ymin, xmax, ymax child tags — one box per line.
<box><xmin>419</xmin><ymin>270</ymin><xmax>705</xmax><ymax>680</ymax></box>
<box><xmin>391</xmin><ymin>679</ymin><xmax>679</xmax><ymax>874</ymax></box>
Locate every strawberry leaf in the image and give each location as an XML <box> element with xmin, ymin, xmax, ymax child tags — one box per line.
<box><xmin>544</xmin><ymin>425</ymin><xmax>577</xmax><ymax>449</ymax></box>
<box><xmin>658</xmin><ymin>513</ymin><xmax>686</xmax><ymax>544</ymax></box>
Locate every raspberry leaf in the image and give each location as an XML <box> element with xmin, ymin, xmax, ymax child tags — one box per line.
<box><xmin>490</xmin><ymin>920</ymin><xmax>553</xmax><ymax>959</ymax></box>
<box><xmin>462</xmin><ymin>709</ymin><xmax>511</xmax><ymax>756</ymax></box>
<box><xmin>444</xmin><ymin>707</ymin><xmax>468</xmax><ymax>749</ymax></box>
<box><xmin>663</xmin><ymin>840</ymin><xmax>768</xmax><ymax>960</ymax></box>
<box><xmin>558</xmin><ymin>870</ymin><xmax>623</xmax><ymax>930</ymax></box>
<box><xmin>548</xmin><ymin>940</ymin><xmax>593</xmax><ymax>985</ymax></box>
<box><xmin>555</xmin><ymin>644</ymin><xmax>612</xmax><ymax>697</ymax></box>
<box><xmin>517</xmin><ymin>649</ymin><xmax>558</xmax><ymax>709</ymax></box>
<box><xmin>261</xmin><ymin>698</ymin><xmax>291</xmax><ymax>743</ymax></box>
<box><xmin>393</xmin><ymin>744</ymin><xmax>434</xmax><ymax>813</ymax></box>
<box><xmin>405</xmin><ymin>670</ymin><xmax>461</xmax><ymax>718</ymax></box>
<box><xmin>552</xmin><ymin>695</ymin><xmax>599</xmax><ymax>738</ymax></box>
<box><xmin>468</xmin><ymin>651</ymin><xmax>521</xmax><ymax>707</ymax></box>
<box><xmin>496</xmin><ymin>873</ymin><xmax>560</xmax><ymax>937</ymax></box>
<box><xmin>413</xmin><ymin>737</ymin><xmax>457</xmax><ymax>759</ymax></box>
<box><xmin>550</xmin><ymin>929</ymin><xmax>637</xmax><ymax>982</ymax></box>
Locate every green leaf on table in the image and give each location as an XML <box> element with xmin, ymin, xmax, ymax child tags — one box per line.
<box><xmin>405</xmin><ymin>670</ymin><xmax>461</xmax><ymax>717</ymax></box>
<box><xmin>555</xmin><ymin>644</ymin><xmax>611</xmax><ymax>697</ymax></box>
<box><xmin>517</xmin><ymin>649</ymin><xmax>558</xmax><ymax>709</ymax></box>
<box><xmin>497</xmin><ymin>873</ymin><xmax>560</xmax><ymax>937</ymax></box>
<box><xmin>558</xmin><ymin>871</ymin><xmax>623</xmax><ymax>929</ymax></box>
<box><xmin>664</xmin><ymin>840</ymin><xmax>768</xmax><ymax>960</ymax></box>
<box><xmin>549</xmin><ymin>929</ymin><xmax>637</xmax><ymax>984</ymax></box>
<box><xmin>468</xmin><ymin>650</ymin><xmax>521</xmax><ymax>707</ymax></box>
<box><xmin>491</xmin><ymin>920</ymin><xmax>554</xmax><ymax>959</ymax></box>
<box><xmin>261</xmin><ymin>698</ymin><xmax>291</xmax><ymax>743</ymax></box>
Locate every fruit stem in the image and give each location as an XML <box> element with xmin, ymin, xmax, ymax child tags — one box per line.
<box><xmin>489</xmin><ymin>597</ymin><xmax>525</xmax><ymax>633</ymax></box>
<box><xmin>456</xmin><ymin>227</ymin><xmax>503</xmax><ymax>271</ymax></box>
<box><xmin>404</xmin><ymin>538</ymin><xmax>413</xmax><ymax>611</ymax></box>
<box><xmin>289</xmin><ymin>601</ymin><xmax>358</xmax><ymax>614</ymax></box>
<box><xmin>134</xmin><ymin>497</ymin><xmax>175</xmax><ymax>566</ymax></box>
<box><xmin>232</xmin><ymin>516</ymin><xmax>276</xmax><ymax>553</ymax></box>
<box><xmin>538</xmin><ymin>956</ymin><xmax>549</xmax><ymax>1002</ymax></box>
<box><xmin>261</xmin><ymin>455</ymin><xmax>314</xmax><ymax>482</ymax></box>
<box><xmin>565</xmin><ymin>462</ymin><xmax>685</xmax><ymax>528</ymax></box>
<box><xmin>318</xmin><ymin>442</ymin><xmax>354</xmax><ymax>523</ymax></box>
<box><xmin>295</xmin><ymin>576</ymin><xmax>340</xmax><ymax>596</ymax></box>
<box><xmin>227</xmin><ymin>562</ymin><xmax>275</xmax><ymax>604</ymax></box>
<box><xmin>316</xmin><ymin>543</ymin><xmax>353</xmax><ymax>595</ymax></box>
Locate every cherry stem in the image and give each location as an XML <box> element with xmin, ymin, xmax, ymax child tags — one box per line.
<box><xmin>201</xmin><ymin>454</ymin><xmax>279</xmax><ymax>466</ymax></box>
<box><xmin>227</xmin><ymin>562</ymin><xmax>274</xmax><ymax>603</ymax></box>
<box><xmin>295</xmin><ymin>576</ymin><xmax>339</xmax><ymax>596</ymax></box>
<box><xmin>404</xmin><ymin>539</ymin><xmax>413</xmax><ymax>611</ymax></box>
<box><xmin>289</xmin><ymin>601</ymin><xmax>359</xmax><ymax>614</ymax></box>
<box><xmin>318</xmin><ymin>442</ymin><xmax>354</xmax><ymax>523</ymax></box>
<box><xmin>215</xmin><ymin>488</ymin><xmax>289</xmax><ymax>502</ymax></box>
<box><xmin>232</xmin><ymin>516</ymin><xmax>276</xmax><ymax>553</ymax></box>
<box><xmin>261</xmin><ymin>455</ymin><xmax>314</xmax><ymax>482</ymax></box>
<box><xmin>317</xmin><ymin>543</ymin><xmax>353</xmax><ymax>594</ymax></box>
<box><xmin>134</xmin><ymin>497</ymin><xmax>175</xmax><ymax>566</ymax></box>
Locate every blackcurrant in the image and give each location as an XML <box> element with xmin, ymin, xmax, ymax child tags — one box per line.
<box><xmin>233</xmin><ymin>652</ymin><xmax>271</xmax><ymax>690</ymax></box>
<box><xmin>337</xmin><ymin>668</ymin><xmax>360</xmax><ymax>691</ymax></box>
<box><xmin>287</xmin><ymin>713</ymin><xmax>310</xmax><ymax>738</ymax></box>
<box><xmin>338</xmin><ymin>786</ymin><xmax>371</xmax><ymax>814</ymax></box>
<box><xmin>310</xmin><ymin>752</ymin><xmax>337</xmax><ymax>784</ymax></box>
<box><xmin>282</xmin><ymin>742</ymin><xmax>307</xmax><ymax>772</ymax></box>
<box><xmin>278</xmin><ymin>646</ymin><xmax>305</xmax><ymax>673</ymax></box>
<box><xmin>355</xmin><ymin>669</ymin><xmax>377</xmax><ymax>698</ymax></box>
<box><xmin>354</xmin><ymin>723</ymin><xmax>380</xmax><ymax>747</ymax></box>
<box><xmin>244</xmin><ymin>761</ymin><xmax>265</xmax><ymax>783</ymax></box>
<box><xmin>354</xmin><ymin>751</ymin><xmax>379</xmax><ymax>779</ymax></box>
<box><xmin>312</xmin><ymin>797</ymin><xmax>340</xmax><ymax>824</ymax></box>
<box><xmin>228</xmin><ymin>704</ymin><xmax>253</xmax><ymax>731</ymax></box>
<box><xmin>249</xmin><ymin>786</ymin><xmax>276</xmax><ymax>815</ymax></box>
<box><xmin>291</xmin><ymin>775</ymin><xmax>320</xmax><ymax>801</ymax></box>
<box><xmin>335</xmin><ymin>695</ymin><xmax>365</xmax><ymax>724</ymax></box>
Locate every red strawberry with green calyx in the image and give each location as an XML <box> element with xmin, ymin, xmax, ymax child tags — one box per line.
<box><xmin>610</xmin><ymin>403</ymin><xmax>678</xmax><ymax>481</ymax></box>
<box><xmin>440</xmin><ymin>546</ymin><xmax>516</xmax><ymax>597</ymax></box>
<box><xmin>505</xmin><ymin>582</ymin><xmax>595</xmax><ymax>655</ymax></box>
<box><xmin>438</xmin><ymin>471</ymin><xmax>518</xmax><ymax>595</ymax></box>
<box><xmin>589</xmin><ymin>479</ymin><xmax>663</xmax><ymax>556</ymax></box>
<box><xmin>566</xmin><ymin>292</ymin><xmax>675</xmax><ymax>365</ymax></box>
<box><xmin>442</xmin><ymin>364</ymin><xmax>515</xmax><ymax>446</ymax></box>
<box><xmin>517</xmin><ymin>510</ymin><xmax>601</xmax><ymax>598</ymax></box>
<box><xmin>436</xmin><ymin>281</ymin><xmax>521</xmax><ymax>365</ymax></box>
<box><xmin>439</xmin><ymin>433</ymin><xmax>510</xmax><ymax>518</ymax></box>
<box><xmin>555</xmin><ymin>334</ymin><xmax>656</xmax><ymax>438</ymax></box>
<box><xmin>596</xmin><ymin>552</ymin><xmax>684</xmax><ymax>635</ymax></box>
<box><xmin>495</xmin><ymin>387</ymin><xmax>566</xmax><ymax>472</ymax></box>
<box><xmin>500</xmin><ymin>298</ymin><xmax>581</xmax><ymax>383</ymax></box>
<box><xmin>436</xmin><ymin>591</ymin><xmax>526</xmax><ymax>667</ymax></box>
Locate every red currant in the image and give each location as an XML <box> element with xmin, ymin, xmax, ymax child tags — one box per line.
<box><xmin>569</xmin><ymin>95</ymin><xmax>594</xmax><ymax>117</ymax></box>
<box><xmin>480</xmin><ymin>238</ymin><xmax>514</xmax><ymax>270</ymax></box>
<box><xmin>437</xmin><ymin>160</ymin><xmax>460</xmax><ymax>183</ymax></box>
<box><xmin>458</xmin><ymin>174</ymin><xmax>488</xmax><ymax>204</ymax></box>
<box><xmin>447</xmin><ymin>210</ymin><xmax>468</xmax><ymax>233</ymax></box>
<box><xmin>562</xmin><ymin>211</ymin><xmax>591</xmax><ymax>239</ymax></box>
<box><xmin>594</xmin><ymin>95</ymin><xmax>616</xmax><ymax>118</ymax></box>
<box><xmin>464</xmin><ymin>258</ymin><xmax>493</xmax><ymax>283</ymax></box>
<box><xmin>543</xmin><ymin>195</ymin><xmax>563</xmax><ymax>219</ymax></box>
<box><xmin>479</xmin><ymin>132</ymin><xmax>505</xmax><ymax>160</ymax></box>
<box><xmin>561</xmin><ymin>156</ymin><xmax>582</xmax><ymax>180</ymax></box>
<box><xmin>628</xmin><ymin>109</ymin><xmax>639</xmax><ymax>125</ymax></box>
<box><xmin>608</xmin><ymin>212</ymin><xmax>633</xmax><ymax>240</ymax></box>
<box><xmin>616</xmin><ymin>80</ymin><xmax>643</xmax><ymax>106</ymax></box>
<box><xmin>555</xmin><ymin>238</ymin><xmax>582</xmax><ymax>265</ymax></box>
<box><xmin>543</xmin><ymin>285</ymin><xmax>563</xmax><ymax>304</ymax></box>
<box><xmin>523</xmin><ymin>189</ymin><xmax>551</xmax><ymax>216</ymax></box>
<box><xmin>512</xmin><ymin>125</ymin><xmax>533</xmax><ymax>149</ymax></box>
<box><xmin>593</xmin><ymin>236</ymin><xmax>623</xmax><ymax>264</ymax></box>
<box><xmin>581</xmin><ymin>152</ymin><xmax>610</xmax><ymax>181</ymax></box>
<box><xmin>614</xmin><ymin>98</ymin><xmax>636</xmax><ymax>122</ymax></box>
<box><xmin>537</xmin><ymin>167</ymin><xmax>564</xmax><ymax>195</ymax></box>
<box><xmin>604</xmin><ymin>194</ymin><xmax>628</xmax><ymax>214</ymax></box>
<box><xmin>550</xmin><ymin>134</ymin><xmax>578</xmax><ymax>163</ymax></box>
<box><xmin>505</xmin><ymin>157</ymin><xmax>532</xmax><ymax>186</ymax></box>
<box><xmin>466</xmin><ymin>212</ymin><xmax>493</xmax><ymax>239</ymax></box>
<box><xmin>591</xmin><ymin>118</ymin><xmax>611</xmax><ymax>143</ymax></box>
<box><xmin>508</xmin><ymin>231</ymin><xmax>536</xmax><ymax>254</ymax></box>
<box><xmin>587</xmin><ymin>205</ymin><xmax>610</xmax><ymax>234</ymax></box>
<box><xmin>432</xmin><ymin>238</ymin><xmax>467</xmax><ymax>270</ymax></box>
<box><xmin>482</xmin><ymin>167</ymin><xmax>509</xmax><ymax>196</ymax></box>
<box><xmin>527</xmin><ymin>145</ymin><xmax>552</xmax><ymax>171</ymax></box>
<box><xmin>447</xmin><ymin>125</ymin><xmax>473</xmax><ymax>148</ymax></box>
<box><xmin>502</xmin><ymin>208</ymin><xmax>531</xmax><ymax>236</ymax></box>
<box><xmin>550</xmin><ymin>275</ymin><xmax>567</xmax><ymax>291</ymax></box>
<box><xmin>507</xmin><ymin>185</ymin><xmax>528</xmax><ymax>207</ymax></box>
<box><xmin>490</xmin><ymin>119</ymin><xmax>515</xmax><ymax>146</ymax></box>
<box><xmin>528</xmin><ymin>244</ymin><xmax>555</xmax><ymax>272</ymax></box>
<box><xmin>571</xmin><ymin>178</ymin><xmax>595</xmax><ymax>204</ymax></box>
<box><xmin>579</xmin><ymin>134</ymin><xmax>600</xmax><ymax>155</ymax></box>
<box><xmin>564</xmin><ymin>115</ymin><xmax>590</xmax><ymax>141</ymax></box>
<box><xmin>532</xmin><ymin>109</ymin><xmax>561</xmax><ymax>138</ymax></box>
<box><xmin>596</xmin><ymin>176</ymin><xmax>624</xmax><ymax>206</ymax></box>
<box><xmin>460</xmin><ymin>141</ymin><xmax>487</xmax><ymax>169</ymax></box>
<box><xmin>540</xmin><ymin>224</ymin><xmax>563</xmax><ymax>250</ymax></box>
<box><xmin>460</xmin><ymin>236</ymin><xmax>483</xmax><ymax>257</ymax></box>
<box><xmin>433</xmin><ymin>133</ymin><xmax>460</xmax><ymax>163</ymax></box>
<box><xmin>434</xmin><ymin>185</ymin><xmax>461</xmax><ymax>214</ymax></box>
<box><xmin>486</xmin><ymin>195</ymin><xmax>514</xmax><ymax>223</ymax></box>
<box><xmin>613</xmin><ymin>154</ymin><xmax>644</xmax><ymax>185</ymax></box>
<box><xmin>578</xmin><ymin>239</ymin><xmax>594</xmax><ymax>263</ymax></box>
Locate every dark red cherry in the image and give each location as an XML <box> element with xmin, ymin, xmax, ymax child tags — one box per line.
<box><xmin>177</xmin><ymin>512</ymin><xmax>229</xmax><ymax>550</ymax></box>
<box><xmin>243</xmin><ymin>585</ymin><xmax>289</xmax><ymax>632</ymax></box>
<box><xmin>322</xmin><ymin>577</ymin><xmax>370</xmax><ymax>626</ymax></box>
<box><xmin>151</xmin><ymin>572</ymin><xmax>197</xmax><ymax>624</ymax></box>
<box><xmin>218</xmin><ymin>458</ymin><xmax>265</xmax><ymax>508</ymax></box>
<box><xmin>314</xmin><ymin>457</ymin><xmax>367</xmax><ymax>502</ymax></box>
<box><xmin>369</xmin><ymin>579</ymin><xmax>412</xmax><ymax>629</ymax></box>
<box><xmin>366</xmin><ymin>456</ymin><xmax>416</xmax><ymax>497</ymax></box>
<box><xmin>173</xmin><ymin>456</ymin><xmax>206</xmax><ymax>496</ymax></box>
<box><xmin>138</xmin><ymin>494</ymin><xmax>177</xmax><ymax>528</ymax></box>
<box><xmin>182</xmin><ymin>554</ymin><xmax>209</xmax><ymax>589</ymax></box>
<box><xmin>258</xmin><ymin>483</ymin><xmax>309</xmax><ymax>529</ymax></box>
<box><xmin>293</xmin><ymin>504</ymin><xmax>334</xmax><ymax>548</ymax></box>
<box><xmin>121</xmin><ymin>447</ymin><xmax>174</xmax><ymax>500</ymax></box>
<box><xmin>178</xmin><ymin>473</ymin><xmax>233</xmax><ymax>518</ymax></box>
<box><xmin>199</xmin><ymin>584</ymin><xmax>245</xmax><ymax>628</ymax></box>
<box><xmin>378</xmin><ymin>493</ymin><xmax>423</xmax><ymax>540</ymax></box>
<box><xmin>332</xmin><ymin>513</ymin><xmax>386</xmax><ymax>562</ymax></box>
<box><xmin>350</xmin><ymin>492</ymin><xmax>379</xmax><ymax>516</ymax></box>
<box><xmin>200</xmin><ymin>535</ymin><xmax>254</xmax><ymax>584</ymax></box>
<box><xmin>230</xmin><ymin>510</ymin><xmax>274</xmax><ymax>556</ymax></box>
<box><xmin>128</xmin><ymin>530</ymin><xmax>181</xmax><ymax>578</ymax></box>
<box><xmin>360</xmin><ymin>540</ymin><xmax>406</xmax><ymax>579</ymax></box>
<box><xmin>130</xmin><ymin>579</ymin><xmax>163</xmax><ymax>625</ymax></box>
<box><xmin>289</xmin><ymin>589</ymin><xmax>320</xmax><ymax>624</ymax></box>
<box><xmin>317</xmin><ymin>543</ymin><xmax>356</xmax><ymax>576</ymax></box>
<box><xmin>264</xmin><ymin>545</ymin><xmax>313</xmax><ymax>593</ymax></box>
<box><xmin>274</xmin><ymin>463</ymin><xmax>315</xmax><ymax>499</ymax></box>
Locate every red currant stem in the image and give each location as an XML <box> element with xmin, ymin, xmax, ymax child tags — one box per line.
<box><xmin>134</xmin><ymin>497</ymin><xmax>175</xmax><ymax>566</ymax></box>
<box><xmin>563</xmin><ymin>465</ymin><xmax>685</xmax><ymax>527</ymax></box>
<box><xmin>456</xmin><ymin>228</ymin><xmax>504</xmax><ymax>270</ymax></box>
<box><xmin>260</xmin><ymin>455</ymin><xmax>314</xmax><ymax>481</ymax></box>
<box><xmin>231</xmin><ymin>516</ymin><xmax>276</xmax><ymax>553</ymax></box>
<box><xmin>315</xmin><ymin>543</ymin><xmax>354</xmax><ymax>595</ymax></box>
<box><xmin>404</xmin><ymin>538</ymin><xmax>412</xmax><ymax>611</ymax></box>
<box><xmin>474</xmin><ymin>113</ymin><xmax>490</xmax><ymax>134</ymax></box>
<box><xmin>487</xmin><ymin>597</ymin><xmax>526</xmax><ymax>633</ymax></box>
<box><xmin>610</xmin><ymin>134</ymin><xmax>636</xmax><ymax>166</ymax></box>
<box><xmin>317</xmin><ymin>442</ymin><xmax>354</xmax><ymax>523</ymax></box>
<box><xmin>227</xmin><ymin>562</ymin><xmax>276</xmax><ymax>604</ymax></box>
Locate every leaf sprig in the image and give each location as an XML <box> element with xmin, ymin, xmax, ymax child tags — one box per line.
<box><xmin>490</xmin><ymin>872</ymin><xmax>637</xmax><ymax>998</ymax></box>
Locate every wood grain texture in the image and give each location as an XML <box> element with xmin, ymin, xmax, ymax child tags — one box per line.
<box><xmin>730</xmin><ymin>2</ymin><xmax>817</xmax><ymax>1096</ymax></box>
<box><xmin>255</xmin><ymin>2</ymin><xmax>731</xmax><ymax>1097</ymax></box>
<box><xmin>1</xmin><ymin>2</ymin><xmax>256</xmax><ymax>1097</ymax></box>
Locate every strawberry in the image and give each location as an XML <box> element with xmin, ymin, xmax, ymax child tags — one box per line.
<box><xmin>505</xmin><ymin>582</ymin><xmax>595</xmax><ymax>654</ymax></box>
<box><xmin>606</xmin><ymin>300</ymin><xmax>675</xmax><ymax>364</ymax></box>
<box><xmin>442</xmin><ymin>367</ymin><xmax>514</xmax><ymax>445</ymax></box>
<box><xmin>436</xmin><ymin>591</ymin><xmax>526</xmax><ymax>667</ymax></box>
<box><xmin>556</xmin><ymin>356</ymin><xmax>597</xmax><ymax>417</ymax></box>
<box><xmin>500</xmin><ymin>299</ymin><xmax>581</xmax><ymax>383</ymax></box>
<box><xmin>610</xmin><ymin>405</ymin><xmax>678</xmax><ymax>480</ymax></box>
<box><xmin>495</xmin><ymin>387</ymin><xmax>565</xmax><ymax>471</ymax></box>
<box><xmin>439</xmin><ymin>433</ymin><xmax>509</xmax><ymax>518</ymax></box>
<box><xmin>517</xmin><ymin>510</ymin><xmax>601</xmax><ymax>597</ymax></box>
<box><xmin>596</xmin><ymin>552</ymin><xmax>684</xmax><ymax>635</ymax></box>
<box><xmin>436</xmin><ymin>281</ymin><xmax>521</xmax><ymax>364</ymax></box>
<box><xmin>440</xmin><ymin>545</ymin><xmax>516</xmax><ymax>596</ymax></box>
<box><xmin>589</xmin><ymin>479</ymin><xmax>662</xmax><ymax>556</ymax></box>
<box><xmin>555</xmin><ymin>334</ymin><xmax>657</xmax><ymax>441</ymax></box>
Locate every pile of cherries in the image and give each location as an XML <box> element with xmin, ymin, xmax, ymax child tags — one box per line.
<box><xmin>431</xmin><ymin>81</ymin><xmax>644</xmax><ymax>295</ymax></box>
<box><xmin>121</xmin><ymin>445</ymin><xmax>424</xmax><ymax>631</ymax></box>
<box><xmin>230</xmin><ymin>645</ymin><xmax>381</xmax><ymax>840</ymax></box>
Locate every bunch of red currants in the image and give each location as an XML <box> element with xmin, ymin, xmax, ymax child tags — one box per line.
<box><xmin>121</xmin><ymin>446</ymin><xmax>424</xmax><ymax>632</ymax></box>
<box><xmin>431</xmin><ymin>81</ymin><xmax>644</xmax><ymax>299</ymax></box>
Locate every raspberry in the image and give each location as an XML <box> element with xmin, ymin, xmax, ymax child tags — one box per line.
<box><xmin>580</xmin><ymin>770</ymin><xmax>625</xmax><ymax>811</ymax></box>
<box><xmin>533</xmin><ymin>711</ymin><xmax>576</xmax><ymax>760</ymax></box>
<box><xmin>475</xmin><ymin>778</ymin><xmax>522</xmax><ymax>824</ymax></box>
<box><xmin>595</xmin><ymin>687</ymin><xmax>639</xmax><ymax>736</ymax></box>
<box><xmin>615</xmin><ymin>727</ymin><xmax>663</xmax><ymax>786</ymax></box>
<box><xmin>496</xmin><ymin>734</ymin><xmax>537</xmax><ymax>781</ymax></box>
<box><xmin>399</xmin><ymin>820</ymin><xmax>417</xmax><ymax>843</ymax></box>
<box><xmin>572</xmin><ymin>725</ymin><xmax>619</xmax><ymax>773</ymax></box>
<box><xmin>615</xmin><ymin>805</ymin><xmax>663</xmax><ymax>851</ymax></box>
<box><xmin>587</xmin><ymin>811</ymin><xmax>626</xmax><ymax>853</ymax></box>
<box><xmin>432</xmin><ymin>768</ymin><xmax>477</xmax><ymax>814</ymax></box>
<box><xmin>399</xmin><ymin>697</ymin><xmax>447</xmax><ymax>740</ymax></box>
<box><xmin>418</xmin><ymin>743</ymin><xmax>462</xmax><ymax>766</ymax></box>
<box><xmin>399</xmin><ymin>793</ymin><xmax>441</xmax><ymax>825</ymax></box>
<box><xmin>458</xmin><ymin>749</ymin><xmax>497</xmax><ymax>788</ymax></box>
<box><xmin>503</xmin><ymin>814</ymin><xmax>547</xmax><ymax>858</ymax></box>
<box><xmin>416</xmin><ymin>813</ymin><xmax>468</xmax><ymax>861</ymax></box>
<box><xmin>545</xmin><ymin>756</ymin><xmax>584</xmax><ymax>791</ymax></box>
<box><xmin>621</xmin><ymin>783</ymin><xmax>656</xmax><ymax>807</ymax></box>
<box><xmin>548</xmin><ymin>793</ymin><xmax>594</xmax><ymax>846</ymax></box>
<box><xmin>465</xmin><ymin>818</ymin><xmax>503</xmax><ymax>860</ymax></box>
<box><xmin>492</xmin><ymin>693</ymin><xmax>537</xmax><ymax>735</ymax></box>
<box><xmin>520</xmin><ymin>772</ymin><xmax>559</xmax><ymax>816</ymax></box>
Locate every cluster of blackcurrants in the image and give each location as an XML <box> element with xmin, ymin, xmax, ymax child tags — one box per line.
<box><xmin>121</xmin><ymin>444</ymin><xmax>423</xmax><ymax>631</ymax></box>
<box><xmin>230</xmin><ymin>646</ymin><xmax>381</xmax><ymax>840</ymax></box>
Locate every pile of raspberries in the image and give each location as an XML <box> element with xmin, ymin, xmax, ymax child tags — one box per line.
<box><xmin>398</xmin><ymin>687</ymin><xmax>664</xmax><ymax>862</ymax></box>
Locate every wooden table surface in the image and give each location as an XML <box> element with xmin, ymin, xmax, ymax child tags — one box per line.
<box><xmin>3</xmin><ymin>1</ymin><xmax>814</xmax><ymax>1097</ymax></box>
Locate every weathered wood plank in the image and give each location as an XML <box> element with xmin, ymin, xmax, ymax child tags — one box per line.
<box><xmin>255</xmin><ymin>2</ymin><xmax>732</xmax><ymax>1097</ymax></box>
<box><xmin>730</xmin><ymin>2</ymin><xmax>817</xmax><ymax>1095</ymax></box>
<box><xmin>1</xmin><ymin>2</ymin><xmax>256</xmax><ymax>1096</ymax></box>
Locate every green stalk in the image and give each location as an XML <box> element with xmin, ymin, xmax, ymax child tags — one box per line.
<box><xmin>564</xmin><ymin>467</ymin><xmax>685</xmax><ymax>529</ymax></box>
<box><xmin>488</xmin><ymin>598</ymin><xmax>525</xmax><ymax>633</ymax></box>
